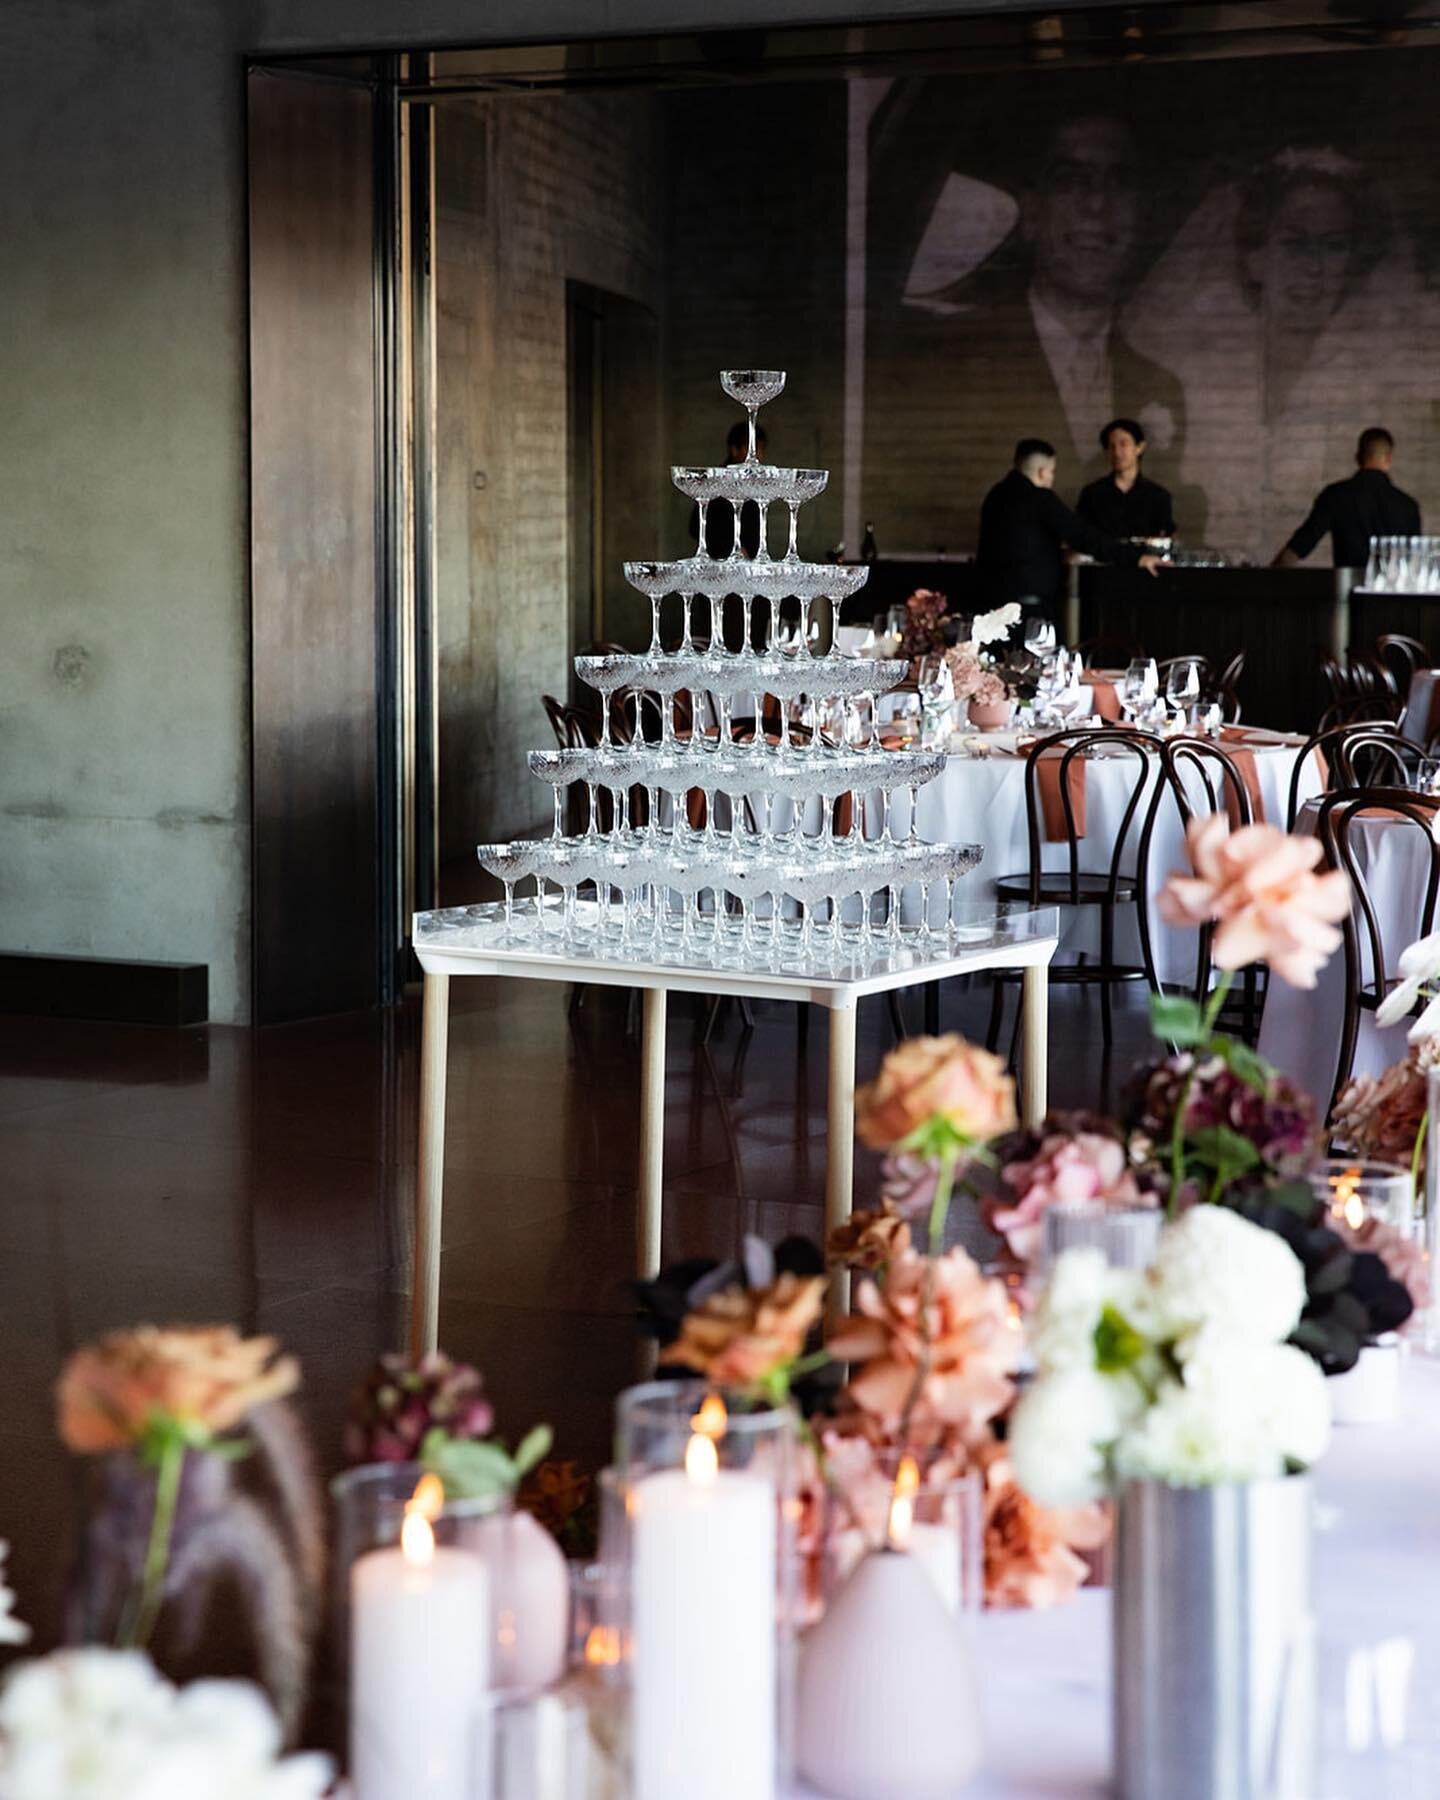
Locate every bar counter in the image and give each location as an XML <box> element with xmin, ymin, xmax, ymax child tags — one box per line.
<box><xmin>845</xmin><ymin>558</ymin><xmax>1440</xmax><ymax>734</ymax></box>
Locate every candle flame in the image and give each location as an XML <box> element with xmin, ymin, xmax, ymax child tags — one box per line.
<box><xmin>685</xmin><ymin>1431</ymin><xmax>719</xmax><ymax>1485</ymax></box>
<box><xmin>888</xmin><ymin>1454</ymin><xmax>920</xmax><ymax>1548</ymax></box>
<box><xmin>1343</xmin><ymin>1193</ymin><xmax>1366</xmax><ymax>1230</ymax></box>
<box><xmin>1330</xmin><ymin>1167</ymin><xmax>1362</xmax><ymax>1221</ymax></box>
<box><xmin>400</xmin><ymin>1473</ymin><xmax>443</xmax><ymax>1568</ymax></box>
<box><xmin>585</xmin><ymin>1625</ymin><xmax>621</xmax><ymax>1667</ymax></box>
<box><xmin>692</xmin><ymin>1394</ymin><xmax>728</xmax><ymax>1439</ymax></box>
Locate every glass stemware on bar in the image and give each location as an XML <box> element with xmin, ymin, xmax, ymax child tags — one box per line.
<box><xmin>472</xmin><ymin>368</ymin><xmax>983</xmax><ymax>964</ymax></box>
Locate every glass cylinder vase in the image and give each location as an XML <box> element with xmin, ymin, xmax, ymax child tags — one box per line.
<box><xmin>1424</xmin><ymin>1069</ymin><xmax>1440</xmax><ymax>1353</ymax></box>
<box><xmin>1040</xmin><ymin>1199</ymin><xmax>1162</xmax><ymax>1273</ymax></box>
<box><xmin>1307</xmin><ymin>1157</ymin><xmax>1416</xmax><ymax>1236</ymax></box>
<box><xmin>1114</xmin><ymin>1474</ymin><xmax>1315</xmax><ymax>1800</ymax></box>
<box><xmin>613</xmin><ymin>1381</ymin><xmax>796</xmax><ymax>1800</ymax></box>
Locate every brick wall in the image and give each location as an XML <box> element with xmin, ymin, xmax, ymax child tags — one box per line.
<box><xmin>435</xmin><ymin>92</ymin><xmax>662</xmax><ymax>858</ymax></box>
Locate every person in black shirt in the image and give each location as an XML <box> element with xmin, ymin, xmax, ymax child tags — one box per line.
<box><xmin>1273</xmin><ymin>427</ymin><xmax>1421</xmax><ymax>569</ymax></box>
<box><xmin>977</xmin><ymin>439</ymin><xmax>1161</xmax><ymax>618</ymax></box>
<box><xmin>1076</xmin><ymin>416</ymin><xmax>1176</xmax><ymax>541</ymax></box>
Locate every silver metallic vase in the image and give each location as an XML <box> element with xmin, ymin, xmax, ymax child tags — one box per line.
<box><xmin>1114</xmin><ymin>1475</ymin><xmax>1315</xmax><ymax>1800</ymax></box>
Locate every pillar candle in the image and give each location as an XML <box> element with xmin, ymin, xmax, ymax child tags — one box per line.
<box><xmin>631</xmin><ymin>1458</ymin><xmax>776</xmax><ymax>1800</ymax></box>
<box><xmin>350</xmin><ymin>1518</ymin><xmax>490</xmax><ymax>1800</ymax></box>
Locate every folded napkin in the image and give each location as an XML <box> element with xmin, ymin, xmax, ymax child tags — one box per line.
<box><xmin>1081</xmin><ymin>678</ymin><xmax>1122</xmax><ymax>723</ymax></box>
<box><xmin>1221</xmin><ymin>744</ymin><xmax>1266</xmax><ymax>826</ymax></box>
<box><xmin>1035</xmin><ymin>748</ymin><xmax>1087</xmax><ymax>842</ymax></box>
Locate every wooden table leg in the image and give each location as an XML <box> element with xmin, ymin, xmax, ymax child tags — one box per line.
<box><xmin>1022</xmin><ymin>961</ymin><xmax>1049</xmax><ymax>1130</ymax></box>
<box><xmin>411</xmin><ymin>971</ymin><xmax>450</xmax><ymax>1359</ymax></box>
<box><xmin>826</xmin><ymin>1003</ymin><xmax>858</xmax><ymax>1324</ymax></box>
<box><xmin>638</xmin><ymin>987</ymin><xmax>667</xmax><ymax>1280</ymax></box>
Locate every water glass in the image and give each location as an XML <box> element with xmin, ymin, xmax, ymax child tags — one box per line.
<box><xmin>1413</xmin><ymin>757</ymin><xmax>1440</xmax><ymax>797</ymax></box>
<box><xmin>1165</xmin><ymin>658</ymin><xmax>1202</xmax><ymax>713</ymax></box>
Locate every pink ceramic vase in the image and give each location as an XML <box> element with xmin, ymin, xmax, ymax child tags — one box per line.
<box><xmin>967</xmin><ymin>696</ymin><xmax>1014</xmax><ymax>730</ymax></box>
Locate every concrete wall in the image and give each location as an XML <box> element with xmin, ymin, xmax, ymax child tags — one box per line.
<box><xmin>0</xmin><ymin>1</ymin><xmax>250</xmax><ymax>1019</ymax></box>
<box><xmin>434</xmin><ymin>92</ymin><xmax>663</xmax><ymax>861</ymax></box>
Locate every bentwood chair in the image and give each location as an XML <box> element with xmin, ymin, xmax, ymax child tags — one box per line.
<box><xmin>1214</xmin><ymin>651</ymin><xmax>1245</xmax><ymax>723</ymax></box>
<box><xmin>1332</xmin><ymin>731</ymin><xmax>1424</xmax><ymax>790</ymax></box>
<box><xmin>1375</xmin><ymin>634</ymin><xmax>1428</xmax><ymax>703</ymax></box>
<box><xmin>1317</xmin><ymin>787</ymin><xmax>1440</xmax><ymax>1112</ymax></box>
<box><xmin>1139</xmin><ymin>736</ymin><xmax>1263</xmax><ymax>1039</ymax></box>
<box><xmin>990</xmin><ymin>726</ymin><xmax>1162</xmax><ymax>1048</ymax></box>
<box><xmin>1286</xmin><ymin>720</ymin><xmax>1405</xmax><ymax>829</ymax></box>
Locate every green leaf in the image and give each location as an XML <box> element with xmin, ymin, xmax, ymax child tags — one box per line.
<box><xmin>1214</xmin><ymin>1038</ymin><xmax>1273</xmax><ymax>1096</ymax></box>
<box><xmin>1149</xmin><ymin>992</ymin><xmax>1204</xmax><ymax>1047</ymax></box>
<box><xmin>1093</xmin><ymin>1304</ymin><xmax>1147</xmax><ymax>1374</ymax></box>
<box><xmin>511</xmin><ymin>1424</ymin><xmax>554</xmax><ymax>1480</ymax></box>
<box><xmin>421</xmin><ymin>1428</ymin><xmax>517</xmax><ymax>1501</ymax></box>
<box><xmin>1262</xmin><ymin>1181</ymin><xmax>1323</xmax><ymax>1222</ymax></box>
<box><xmin>1187</xmin><ymin>1125</ymin><xmax>1261</xmax><ymax>1190</ymax></box>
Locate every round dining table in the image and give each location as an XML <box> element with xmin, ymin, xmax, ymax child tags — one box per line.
<box><xmin>1258</xmin><ymin>797</ymin><xmax>1434</xmax><ymax>1108</ymax></box>
<box><xmin>881</xmin><ymin>728</ymin><xmax>1321</xmax><ymax>986</ymax></box>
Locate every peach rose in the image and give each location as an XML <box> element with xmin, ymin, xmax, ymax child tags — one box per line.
<box><xmin>827</xmin><ymin>1247</ymin><xmax>1019</xmax><ymax>1441</ymax></box>
<box><xmin>58</xmin><ymin>1326</ymin><xmax>299</xmax><ymax>1454</ymax></box>
<box><xmin>827</xmin><ymin>1205</ymin><xmax>912</xmax><ymax>1270</ymax></box>
<box><xmin>659</xmin><ymin>1272</ymin><xmax>824</xmax><ymax>1388</ymax></box>
<box><xmin>855</xmin><ymin>1034</ymin><xmax>1018</xmax><ymax>1151</ymax></box>
<box><xmin>991</xmin><ymin>1131</ymin><xmax>1149</xmax><ymax>1265</ymax></box>
<box><xmin>1157</xmin><ymin>816</ymin><xmax>1350</xmax><ymax>989</ymax></box>
<box><xmin>979</xmin><ymin>1444</ymin><xmax>1110</xmax><ymax>1610</ymax></box>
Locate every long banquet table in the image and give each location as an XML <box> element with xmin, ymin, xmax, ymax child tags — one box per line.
<box><xmin>790</xmin><ymin>1356</ymin><xmax>1440</xmax><ymax>1797</ymax></box>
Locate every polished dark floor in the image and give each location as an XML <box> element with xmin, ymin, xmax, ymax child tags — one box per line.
<box><xmin>0</xmin><ymin>975</ymin><xmax>1154</xmax><ymax>1654</ymax></box>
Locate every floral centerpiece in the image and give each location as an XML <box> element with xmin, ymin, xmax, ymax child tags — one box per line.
<box><xmin>896</xmin><ymin>587</ymin><xmax>951</xmax><ymax>661</ymax></box>
<box><xmin>944</xmin><ymin>603</ymin><xmax>1039</xmax><ymax>728</ymax></box>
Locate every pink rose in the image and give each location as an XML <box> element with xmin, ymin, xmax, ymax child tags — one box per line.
<box><xmin>991</xmin><ymin>1132</ymin><xmax>1144</xmax><ymax>1264</ymax></box>
<box><xmin>1157</xmin><ymin>816</ymin><xmax>1351</xmax><ymax>989</ymax></box>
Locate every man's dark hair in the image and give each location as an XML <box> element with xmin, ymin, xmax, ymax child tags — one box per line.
<box><xmin>1099</xmin><ymin>417</ymin><xmax>1146</xmax><ymax>451</ymax></box>
<box><xmin>1357</xmin><ymin>427</ymin><xmax>1394</xmax><ymax>463</ymax></box>
<box><xmin>726</xmin><ymin>421</ymin><xmax>767</xmax><ymax>455</ymax></box>
<box><xmin>1014</xmin><ymin>438</ymin><xmax>1056</xmax><ymax>468</ymax></box>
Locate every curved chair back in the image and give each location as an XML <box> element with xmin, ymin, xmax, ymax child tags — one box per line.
<box><xmin>1287</xmin><ymin>719</ymin><xmax>1403</xmax><ymax>829</ymax></box>
<box><xmin>1018</xmin><ymin>727</ymin><xmax>1160</xmax><ymax>906</ymax></box>
<box><xmin>1317</xmin><ymin>786</ymin><xmax>1440</xmax><ymax>1110</ymax></box>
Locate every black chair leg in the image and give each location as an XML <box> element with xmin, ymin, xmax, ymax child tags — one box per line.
<box><xmin>924</xmin><ymin>982</ymin><xmax>941</xmax><ymax>1035</ymax></box>
<box><xmin>797</xmin><ymin>1004</ymin><xmax>811</xmax><ymax>1050</ymax></box>
<box><xmin>985</xmin><ymin>974</ymin><xmax>1006</xmax><ymax>1052</ymax></box>
<box><xmin>1099</xmin><ymin>906</ymin><xmax>1115</xmax><ymax>1048</ymax></box>
<box><xmin>702</xmin><ymin>994</ymin><xmax>724</xmax><ymax>1044</ymax></box>
<box><xmin>737</xmin><ymin>997</ymin><xmax>756</xmax><ymax>1035</ymax></box>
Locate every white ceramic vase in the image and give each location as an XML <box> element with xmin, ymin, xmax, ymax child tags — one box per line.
<box><xmin>459</xmin><ymin>1507</ymin><xmax>571</xmax><ymax>1694</ymax></box>
<box><xmin>1328</xmin><ymin>1337</ymin><xmax>1402</xmax><ymax>1425</ymax></box>
<box><xmin>796</xmin><ymin>1549</ymin><xmax>983</xmax><ymax>1799</ymax></box>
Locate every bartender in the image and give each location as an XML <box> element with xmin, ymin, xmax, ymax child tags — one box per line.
<box><xmin>1272</xmin><ymin>427</ymin><xmax>1421</xmax><ymax>568</ymax></box>
<box><xmin>976</xmin><ymin>438</ymin><xmax>1162</xmax><ymax>620</ymax></box>
<box><xmin>1075</xmin><ymin>417</ymin><xmax>1175</xmax><ymax>540</ymax></box>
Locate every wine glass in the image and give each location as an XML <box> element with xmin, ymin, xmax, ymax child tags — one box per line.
<box><xmin>1165</xmin><ymin>658</ymin><xmax>1202</xmax><ymax>717</ymax></box>
<box><xmin>1023</xmin><ymin>617</ymin><xmax>1057</xmax><ymax>660</ymax></box>
<box><xmin>1121</xmin><ymin>657</ymin><xmax>1158</xmax><ymax>724</ymax></box>
<box><xmin>917</xmin><ymin>655</ymin><xmax>955</xmax><ymax>748</ymax></box>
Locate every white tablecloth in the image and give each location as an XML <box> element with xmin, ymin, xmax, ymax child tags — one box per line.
<box><xmin>1258</xmin><ymin>803</ymin><xmax>1430</xmax><ymax>1108</ymax></box>
<box><xmin>791</xmin><ymin>1355</ymin><xmax>1440</xmax><ymax>1797</ymax></box>
<box><xmin>890</xmin><ymin>738</ymin><xmax>1318</xmax><ymax>986</ymax></box>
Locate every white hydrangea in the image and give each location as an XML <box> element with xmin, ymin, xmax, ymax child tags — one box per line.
<box><xmin>1027</xmin><ymin>1247</ymin><xmax>1113</xmax><ymax>1372</ymax></box>
<box><xmin>0</xmin><ymin>1547</ymin><xmax>27</xmax><ymax>1650</ymax></box>
<box><xmin>0</xmin><ymin>1650</ymin><xmax>333</xmax><ymax>1800</ymax></box>
<box><xmin>1151</xmin><ymin>1206</ymin><xmax>1306</xmax><ymax>1349</ymax></box>
<box><xmin>1008</xmin><ymin>1367</ymin><xmax>1132</xmax><ymax>1508</ymax></box>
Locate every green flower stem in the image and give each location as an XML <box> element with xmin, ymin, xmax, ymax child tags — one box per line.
<box><xmin>1411</xmin><ymin>1109</ymin><xmax>1429</xmax><ymax>1194</ymax></box>
<box><xmin>124</xmin><ymin>1433</ymin><xmax>185</xmax><ymax>1651</ymax></box>
<box><xmin>1166</xmin><ymin>972</ymin><xmax>1233</xmax><ymax>1215</ymax></box>
<box><xmin>927</xmin><ymin>1144</ymin><xmax>960</xmax><ymax>1258</ymax></box>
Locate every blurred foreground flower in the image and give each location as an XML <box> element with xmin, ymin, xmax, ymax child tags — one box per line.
<box><xmin>1156</xmin><ymin>816</ymin><xmax>1349</xmax><ymax>990</ymax></box>
<box><xmin>0</xmin><ymin>1648</ymin><xmax>331</xmax><ymax>1799</ymax></box>
<box><xmin>856</xmin><ymin>1034</ymin><xmax>1016</xmax><ymax>1153</ymax></box>
<box><xmin>344</xmin><ymin>1350</ymin><xmax>494</xmax><ymax>1467</ymax></box>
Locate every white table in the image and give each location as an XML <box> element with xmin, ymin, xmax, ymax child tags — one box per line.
<box><xmin>1259</xmin><ymin>801</ymin><xmax>1429</xmax><ymax>1108</ymax></box>
<box><xmin>408</xmin><ymin>903</ymin><xmax>1058</xmax><ymax>1355</ymax></box>
<box><xmin>887</xmin><ymin>735</ymin><xmax>1319</xmax><ymax>985</ymax></box>
<box><xmin>790</xmin><ymin>1354</ymin><xmax>1440</xmax><ymax>1796</ymax></box>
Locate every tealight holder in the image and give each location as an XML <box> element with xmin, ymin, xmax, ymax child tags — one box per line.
<box><xmin>612</xmin><ymin>1381</ymin><xmax>797</xmax><ymax>1800</ymax></box>
<box><xmin>1308</xmin><ymin>1157</ymin><xmax>1417</xmax><ymax>1237</ymax></box>
<box><xmin>824</xmin><ymin>1449</ymin><xmax>983</xmax><ymax>1618</ymax></box>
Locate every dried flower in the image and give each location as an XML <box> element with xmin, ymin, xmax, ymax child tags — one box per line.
<box><xmin>57</xmin><ymin>1328</ymin><xmax>298</xmax><ymax>1456</ymax></box>
<box><xmin>1331</xmin><ymin>1049</ymin><xmax>1429</xmax><ymax>1170</ymax></box>
<box><xmin>1334</xmin><ymin>1214</ymin><xmax>1432</xmax><ymax>1326</ymax></box>
<box><xmin>1157</xmin><ymin>816</ymin><xmax>1350</xmax><ymax>988</ymax></box>
<box><xmin>826</xmin><ymin>1204</ymin><xmax>912</xmax><ymax>1270</ymax></box>
<box><xmin>344</xmin><ymin>1350</ymin><xmax>495</xmax><ymax>1466</ymax></box>
<box><xmin>660</xmin><ymin>1272</ymin><xmax>824</xmax><ymax>1389</ymax></box>
<box><xmin>856</xmin><ymin>1034</ymin><xmax>1017</xmax><ymax>1152</ymax></box>
<box><xmin>1132</xmin><ymin>1051</ymin><xmax>1320</xmax><ymax>1189</ymax></box>
<box><xmin>977</xmin><ymin>1444</ymin><xmax>1109</xmax><ymax>1610</ymax></box>
<box><xmin>944</xmin><ymin>648</ymin><xmax>985</xmax><ymax>701</ymax></box>
<box><xmin>899</xmin><ymin>588</ymin><xmax>950</xmax><ymax>660</ymax></box>
<box><xmin>827</xmin><ymin>1248</ymin><xmax>1019</xmax><ymax>1443</ymax></box>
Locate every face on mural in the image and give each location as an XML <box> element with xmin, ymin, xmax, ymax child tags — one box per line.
<box><xmin>1246</xmin><ymin>179</ymin><xmax>1354</xmax><ymax>335</ymax></box>
<box><xmin>1026</xmin><ymin>116</ymin><xmax>1141</xmax><ymax>307</ymax></box>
